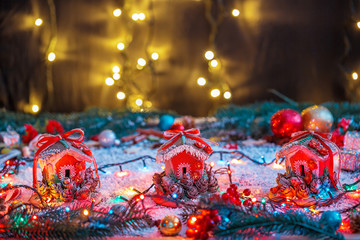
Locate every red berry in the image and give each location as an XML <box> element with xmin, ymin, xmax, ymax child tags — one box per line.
<box><xmin>243</xmin><ymin>189</ymin><xmax>251</xmax><ymax>196</ymax></box>
<box><xmin>234</xmin><ymin>191</ymin><xmax>240</xmax><ymax>199</ymax></box>
<box><xmin>186</xmin><ymin>228</ymin><xmax>195</xmax><ymax>238</ymax></box>
<box><xmin>243</xmin><ymin>199</ymin><xmax>251</xmax><ymax>206</ymax></box>
<box><xmin>230</xmin><ymin>197</ymin><xmax>237</xmax><ymax>204</ymax></box>
<box><xmin>200</xmin><ymin>232</ymin><xmax>209</xmax><ymax>240</ymax></box>
<box><xmin>212</xmin><ymin>215</ymin><xmax>222</xmax><ymax>223</ymax></box>
<box><xmin>210</xmin><ymin>210</ymin><xmax>218</xmax><ymax>217</ymax></box>
<box><xmin>226</xmin><ymin>187</ymin><xmax>235</xmax><ymax>196</ymax></box>
<box><xmin>206</xmin><ymin>220</ymin><xmax>215</xmax><ymax>231</ymax></box>
<box><xmin>237</xmin><ymin>200</ymin><xmax>242</xmax><ymax>206</ymax></box>
<box><xmin>230</xmin><ymin>184</ymin><xmax>238</xmax><ymax>190</ymax></box>
<box><xmin>221</xmin><ymin>193</ymin><xmax>229</xmax><ymax>200</ymax></box>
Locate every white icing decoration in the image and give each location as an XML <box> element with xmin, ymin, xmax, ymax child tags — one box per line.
<box><xmin>58</xmin><ymin>164</ymin><xmax>76</xmax><ymax>180</ymax></box>
<box><xmin>176</xmin><ymin>163</ymin><xmax>191</xmax><ymax>179</ymax></box>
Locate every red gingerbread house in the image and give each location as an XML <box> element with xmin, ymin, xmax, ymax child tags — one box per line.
<box><xmin>276</xmin><ymin>132</ymin><xmax>341</xmax><ymax>189</ymax></box>
<box><xmin>33</xmin><ymin>129</ymin><xmax>99</xmax><ymax>188</ymax></box>
<box><xmin>156</xmin><ymin>129</ymin><xmax>213</xmax><ymax>181</ymax></box>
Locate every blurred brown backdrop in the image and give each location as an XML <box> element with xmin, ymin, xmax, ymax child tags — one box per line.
<box><xmin>1</xmin><ymin>0</ymin><xmax>359</xmax><ymax>116</ymax></box>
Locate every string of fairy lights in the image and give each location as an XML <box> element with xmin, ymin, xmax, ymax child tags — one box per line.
<box><xmin>27</xmin><ymin>1</ymin><xmax>360</xmax><ymax>113</ymax></box>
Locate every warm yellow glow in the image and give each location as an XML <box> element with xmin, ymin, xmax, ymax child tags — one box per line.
<box><xmin>205</xmin><ymin>50</ymin><xmax>214</xmax><ymax>60</ymax></box>
<box><xmin>137</xmin><ymin>58</ymin><xmax>146</xmax><ymax>66</ymax></box>
<box><xmin>113</xmin><ymin>73</ymin><xmax>120</xmax><ymax>80</ymax></box>
<box><xmin>35</xmin><ymin>18</ymin><xmax>43</xmax><ymax>26</ymax></box>
<box><xmin>135</xmin><ymin>98</ymin><xmax>143</xmax><ymax>106</ymax></box>
<box><xmin>117</xmin><ymin>42</ymin><xmax>125</xmax><ymax>51</ymax></box>
<box><xmin>112</xmin><ymin>66</ymin><xmax>120</xmax><ymax>73</ymax></box>
<box><xmin>224</xmin><ymin>91</ymin><xmax>232</xmax><ymax>99</ymax></box>
<box><xmin>210</xmin><ymin>59</ymin><xmax>218</xmax><ymax>68</ymax></box>
<box><xmin>272</xmin><ymin>163</ymin><xmax>284</xmax><ymax>169</ymax></box>
<box><xmin>117</xmin><ymin>91</ymin><xmax>126</xmax><ymax>100</ymax></box>
<box><xmin>357</xmin><ymin>21</ymin><xmax>360</xmax><ymax>29</ymax></box>
<box><xmin>151</xmin><ymin>52</ymin><xmax>159</xmax><ymax>60</ymax></box>
<box><xmin>132</xmin><ymin>13</ymin><xmax>139</xmax><ymax>21</ymax></box>
<box><xmin>138</xmin><ymin>13</ymin><xmax>146</xmax><ymax>21</ymax></box>
<box><xmin>232</xmin><ymin>9</ymin><xmax>240</xmax><ymax>17</ymax></box>
<box><xmin>197</xmin><ymin>77</ymin><xmax>206</xmax><ymax>86</ymax></box>
<box><xmin>210</xmin><ymin>162</ymin><xmax>215</xmax><ymax>167</ymax></box>
<box><xmin>144</xmin><ymin>101</ymin><xmax>152</xmax><ymax>108</ymax></box>
<box><xmin>113</xmin><ymin>9</ymin><xmax>122</xmax><ymax>17</ymax></box>
<box><xmin>105</xmin><ymin>78</ymin><xmax>114</xmax><ymax>86</ymax></box>
<box><xmin>83</xmin><ymin>209</ymin><xmax>89</xmax><ymax>216</ymax></box>
<box><xmin>231</xmin><ymin>159</ymin><xmax>246</xmax><ymax>165</ymax></box>
<box><xmin>32</xmin><ymin>105</ymin><xmax>39</xmax><ymax>113</ymax></box>
<box><xmin>210</xmin><ymin>89</ymin><xmax>220</xmax><ymax>97</ymax></box>
<box><xmin>352</xmin><ymin>72</ymin><xmax>358</xmax><ymax>80</ymax></box>
<box><xmin>48</xmin><ymin>52</ymin><xmax>56</xmax><ymax>62</ymax></box>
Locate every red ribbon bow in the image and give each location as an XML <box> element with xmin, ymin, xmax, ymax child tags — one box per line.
<box><xmin>290</xmin><ymin>131</ymin><xmax>340</xmax><ymax>190</ymax></box>
<box><xmin>33</xmin><ymin>129</ymin><xmax>100</xmax><ymax>188</ymax></box>
<box><xmin>160</xmin><ymin>128</ymin><xmax>217</xmax><ymax>152</ymax></box>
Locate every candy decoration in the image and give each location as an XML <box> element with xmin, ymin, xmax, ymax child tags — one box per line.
<box><xmin>159</xmin><ymin>215</ymin><xmax>182</xmax><ymax>236</ymax></box>
<box><xmin>98</xmin><ymin>130</ymin><xmax>116</xmax><ymax>147</ymax></box>
<box><xmin>301</xmin><ymin>105</ymin><xmax>333</xmax><ymax>133</ymax></box>
<box><xmin>158</xmin><ymin>115</ymin><xmax>175</xmax><ymax>131</ymax></box>
<box><xmin>320</xmin><ymin>211</ymin><xmax>342</xmax><ymax>232</ymax></box>
<box><xmin>270</xmin><ymin>109</ymin><xmax>302</xmax><ymax>138</ymax></box>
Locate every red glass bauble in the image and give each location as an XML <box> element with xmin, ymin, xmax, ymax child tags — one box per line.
<box><xmin>170</xmin><ymin>122</ymin><xmax>185</xmax><ymax>131</ymax></box>
<box><xmin>270</xmin><ymin>109</ymin><xmax>303</xmax><ymax>138</ymax></box>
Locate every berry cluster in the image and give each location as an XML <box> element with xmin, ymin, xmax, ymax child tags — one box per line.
<box><xmin>186</xmin><ymin>209</ymin><xmax>221</xmax><ymax>240</ymax></box>
<box><xmin>220</xmin><ymin>184</ymin><xmax>253</xmax><ymax>206</ymax></box>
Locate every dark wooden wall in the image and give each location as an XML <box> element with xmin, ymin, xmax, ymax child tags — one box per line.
<box><xmin>0</xmin><ymin>0</ymin><xmax>359</xmax><ymax>116</ymax></box>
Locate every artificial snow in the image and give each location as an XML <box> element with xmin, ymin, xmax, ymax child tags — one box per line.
<box><xmin>5</xmin><ymin>139</ymin><xmax>360</xmax><ymax>238</ymax></box>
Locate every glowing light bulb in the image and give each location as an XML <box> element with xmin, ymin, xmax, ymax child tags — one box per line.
<box><xmin>112</xmin><ymin>66</ymin><xmax>120</xmax><ymax>73</ymax></box>
<box><xmin>116</xmin><ymin>91</ymin><xmax>125</xmax><ymax>100</ymax></box>
<box><xmin>224</xmin><ymin>91</ymin><xmax>232</xmax><ymax>99</ymax></box>
<box><xmin>210</xmin><ymin>59</ymin><xmax>218</xmax><ymax>68</ymax></box>
<box><xmin>232</xmin><ymin>9</ymin><xmax>240</xmax><ymax>17</ymax></box>
<box><xmin>138</xmin><ymin>13</ymin><xmax>146</xmax><ymax>21</ymax></box>
<box><xmin>117</xmin><ymin>42</ymin><xmax>125</xmax><ymax>51</ymax></box>
<box><xmin>210</xmin><ymin>89</ymin><xmax>220</xmax><ymax>97</ymax></box>
<box><xmin>83</xmin><ymin>209</ymin><xmax>89</xmax><ymax>216</ymax></box>
<box><xmin>132</xmin><ymin>13</ymin><xmax>139</xmax><ymax>21</ymax></box>
<box><xmin>151</xmin><ymin>52</ymin><xmax>159</xmax><ymax>60</ymax></box>
<box><xmin>137</xmin><ymin>58</ymin><xmax>146</xmax><ymax>66</ymax></box>
<box><xmin>210</xmin><ymin>162</ymin><xmax>215</xmax><ymax>167</ymax></box>
<box><xmin>35</xmin><ymin>18</ymin><xmax>43</xmax><ymax>26</ymax></box>
<box><xmin>251</xmin><ymin>197</ymin><xmax>257</xmax><ymax>203</ymax></box>
<box><xmin>205</xmin><ymin>50</ymin><xmax>214</xmax><ymax>60</ymax></box>
<box><xmin>136</xmin><ymin>98</ymin><xmax>143</xmax><ymax>106</ymax></box>
<box><xmin>113</xmin><ymin>73</ymin><xmax>120</xmax><ymax>80</ymax></box>
<box><xmin>113</xmin><ymin>9</ymin><xmax>122</xmax><ymax>17</ymax></box>
<box><xmin>105</xmin><ymin>78</ymin><xmax>114</xmax><ymax>86</ymax></box>
<box><xmin>357</xmin><ymin>21</ymin><xmax>360</xmax><ymax>29</ymax></box>
<box><xmin>48</xmin><ymin>52</ymin><xmax>56</xmax><ymax>62</ymax></box>
<box><xmin>197</xmin><ymin>77</ymin><xmax>206</xmax><ymax>86</ymax></box>
<box><xmin>32</xmin><ymin>215</ymin><xmax>38</xmax><ymax>220</ymax></box>
<box><xmin>32</xmin><ymin>105</ymin><xmax>39</xmax><ymax>113</ymax></box>
<box><xmin>65</xmin><ymin>207</ymin><xmax>71</xmax><ymax>212</ymax></box>
<box><xmin>139</xmin><ymin>194</ymin><xmax>145</xmax><ymax>200</ymax></box>
<box><xmin>352</xmin><ymin>72</ymin><xmax>358</xmax><ymax>80</ymax></box>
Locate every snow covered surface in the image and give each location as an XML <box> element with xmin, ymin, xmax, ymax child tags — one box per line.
<box><xmin>5</xmin><ymin>139</ymin><xmax>360</xmax><ymax>239</ymax></box>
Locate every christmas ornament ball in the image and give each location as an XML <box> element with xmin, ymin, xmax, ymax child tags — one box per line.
<box><xmin>320</xmin><ymin>211</ymin><xmax>342</xmax><ymax>231</ymax></box>
<box><xmin>301</xmin><ymin>105</ymin><xmax>333</xmax><ymax>132</ymax></box>
<box><xmin>270</xmin><ymin>109</ymin><xmax>302</xmax><ymax>138</ymax></box>
<box><xmin>170</xmin><ymin>122</ymin><xmax>185</xmax><ymax>131</ymax></box>
<box><xmin>98</xmin><ymin>130</ymin><xmax>116</xmax><ymax>147</ymax></box>
<box><xmin>159</xmin><ymin>215</ymin><xmax>182</xmax><ymax>236</ymax></box>
<box><xmin>159</xmin><ymin>115</ymin><xmax>175</xmax><ymax>131</ymax></box>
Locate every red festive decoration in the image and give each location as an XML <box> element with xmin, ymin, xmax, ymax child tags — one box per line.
<box><xmin>270</xmin><ymin>109</ymin><xmax>302</xmax><ymax>138</ymax></box>
<box><xmin>31</xmin><ymin>129</ymin><xmax>101</xmax><ymax>205</ymax></box>
<box><xmin>331</xmin><ymin>118</ymin><xmax>351</xmax><ymax>148</ymax></box>
<box><xmin>170</xmin><ymin>122</ymin><xmax>185</xmax><ymax>131</ymax></box>
<box><xmin>46</xmin><ymin>120</ymin><xmax>65</xmax><ymax>135</ymax></box>
<box><xmin>154</xmin><ymin>129</ymin><xmax>219</xmax><ymax>201</ymax></box>
<box><xmin>22</xmin><ymin>124</ymin><xmax>38</xmax><ymax>144</ymax></box>
<box><xmin>186</xmin><ymin>209</ymin><xmax>221</xmax><ymax>240</ymax></box>
<box><xmin>157</xmin><ymin>129</ymin><xmax>216</xmax><ymax>180</ymax></box>
<box><xmin>269</xmin><ymin>131</ymin><xmax>342</xmax><ymax>207</ymax></box>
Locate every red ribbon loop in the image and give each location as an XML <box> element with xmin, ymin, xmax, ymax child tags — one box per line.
<box><xmin>161</xmin><ymin>128</ymin><xmax>217</xmax><ymax>152</ymax></box>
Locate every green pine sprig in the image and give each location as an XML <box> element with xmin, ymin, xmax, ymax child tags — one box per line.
<box><xmin>0</xmin><ymin>202</ymin><xmax>154</xmax><ymax>239</ymax></box>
